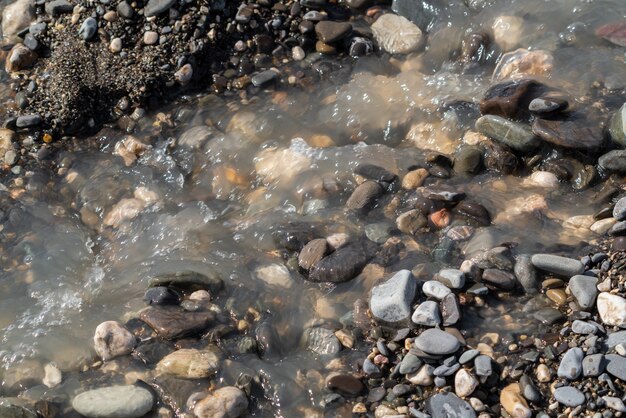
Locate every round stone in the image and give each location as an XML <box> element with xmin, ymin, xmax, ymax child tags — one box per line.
<box><xmin>72</xmin><ymin>385</ymin><xmax>154</xmax><ymax>418</ymax></box>
<box><xmin>414</xmin><ymin>329</ymin><xmax>461</xmax><ymax>355</ymax></box>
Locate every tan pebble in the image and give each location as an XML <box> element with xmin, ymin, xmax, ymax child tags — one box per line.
<box><xmin>335</xmin><ymin>329</ymin><xmax>354</xmax><ymax>349</ymax></box>
<box><xmin>536</xmin><ymin>364</ymin><xmax>551</xmax><ymax>382</ymax></box>
<box><xmin>591</xmin><ymin>217</ymin><xmax>617</xmax><ymax>235</ymax></box>
<box><xmin>402</xmin><ymin>168</ymin><xmax>429</xmax><ymax>189</ymax></box>
<box><xmin>352</xmin><ymin>402</ymin><xmax>367</xmax><ymax>414</ymax></box>
<box><xmin>306</xmin><ymin>134</ymin><xmax>335</xmax><ymax>148</ymax></box>
<box><xmin>501</xmin><ymin>383</ymin><xmax>532</xmax><ymax>418</ymax></box>
<box><xmin>481</xmin><ymin>332</ymin><xmax>500</xmax><ymax>345</ymax></box>
<box><xmin>542</xmin><ymin>278</ymin><xmax>564</xmax><ymax>289</ymax></box>
<box><xmin>477</xmin><ymin>343</ymin><xmax>493</xmax><ymax>358</ymax></box>
<box><xmin>546</xmin><ymin>288</ymin><xmax>568</xmax><ymax>305</ymax></box>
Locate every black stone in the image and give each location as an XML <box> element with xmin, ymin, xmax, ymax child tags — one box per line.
<box><xmin>308</xmin><ymin>241</ymin><xmax>376</xmax><ymax>283</ymax></box>
<box><xmin>144</xmin><ymin>0</ymin><xmax>176</xmax><ymax>17</ymax></box>
<box><xmin>45</xmin><ymin>0</ymin><xmax>73</xmax><ymax>16</ymax></box>
<box><xmin>144</xmin><ymin>286</ymin><xmax>181</xmax><ymax>305</ymax></box>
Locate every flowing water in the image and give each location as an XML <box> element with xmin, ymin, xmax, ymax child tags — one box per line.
<box><xmin>1</xmin><ymin>0</ymin><xmax>626</xmax><ymax>416</ymax></box>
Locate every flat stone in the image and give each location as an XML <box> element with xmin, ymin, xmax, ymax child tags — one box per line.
<box><xmin>194</xmin><ymin>386</ymin><xmax>248</xmax><ymax>418</ymax></box>
<box><xmin>514</xmin><ymin>254</ymin><xmax>538</xmax><ymax>294</ymax></box>
<box><xmin>599</xmin><ymin>150</ymin><xmax>626</xmax><ymax>173</ymax></box>
<box><xmin>482</xmin><ymin>269</ymin><xmax>516</xmax><ymax>290</ymax></box>
<box><xmin>603</xmin><ymin>396</ymin><xmax>626</xmax><ymax>412</ymax></box>
<box><xmin>554</xmin><ymin>386</ymin><xmax>584</xmax><ymax>407</ymax></box>
<box><xmin>144</xmin><ymin>0</ymin><xmax>176</xmax><ymax>17</ymax></box>
<box><xmin>345</xmin><ymin>180</ymin><xmax>383</xmax><ymax>212</ymax></box>
<box><xmin>530</xmin><ymin>254</ymin><xmax>584</xmax><ymax>277</ymax></box>
<box><xmin>607</xmin><ymin>354</ymin><xmax>626</xmax><ymax>380</ymax></box>
<box><xmin>370</xmin><ymin>270</ymin><xmax>417</xmax><ymax>324</ymax></box>
<box><xmin>441</xmin><ymin>293</ymin><xmax>461</xmax><ymax>326</ymax></box>
<box><xmin>0</xmin><ymin>399</ymin><xmax>37</xmax><ymax>418</ymax></box>
<box><xmin>614</xmin><ymin>197</ymin><xmax>626</xmax><ymax>221</ymax></box>
<box><xmin>607</xmin><ymin>331</ymin><xmax>626</xmax><ymax>349</ymax></box>
<box><xmin>532</xmin><ymin>113</ymin><xmax>604</xmax><ymax>150</ymax></box>
<box><xmin>532</xmin><ymin>307</ymin><xmax>565</xmax><ymax>325</ymax></box>
<box><xmin>557</xmin><ymin>347</ymin><xmax>583</xmax><ymax>380</ymax></box>
<box><xmin>568</xmin><ymin>275</ymin><xmax>598</xmax><ymax>310</ymax></box>
<box><xmin>598</xmin><ymin>292</ymin><xmax>626</xmax><ymax>327</ymax></box>
<box><xmin>72</xmin><ymin>386</ymin><xmax>154</xmax><ymax>418</ymax></box>
<box><xmin>371</xmin><ymin>13</ymin><xmax>423</xmax><ymax>54</ymax></box>
<box><xmin>15</xmin><ymin>114</ymin><xmax>41</xmax><ymax>128</ymax></box>
<box><xmin>435</xmin><ymin>269</ymin><xmax>465</xmax><ymax>289</ymax></box>
<box><xmin>475</xmin><ymin>115</ymin><xmax>539</xmax><ymax>152</ymax></box>
<box><xmin>355</xmin><ymin>164</ymin><xmax>397</xmax><ymax>184</ymax></box>
<box><xmin>571</xmin><ymin>320</ymin><xmax>597</xmax><ymax>334</ymax></box>
<box><xmin>422</xmin><ymin>280</ymin><xmax>451</xmax><ymax>300</ymax></box>
<box><xmin>412</xmin><ymin>301</ymin><xmax>441</xmax><ymax>326</ymax></box>
<box><xmin>459</xmin><ymin>349</ymin><xmax>479</xmax><ymax>365</ymax></box>
<box><xmin>597</xmin><ymin>21</ymin><xmax>626</xmax><ymax>47</ymax></box>
<box><xmin>414</xmin><ymin>329</ymin><xmax>461</xmax><ymax>355</ymax></box>
<box><xmin>308</xmin><ymin>241</ymin><xmax>374</xmax><ymax>283</ymax></box>
<box><xmin>251</xmin><ymin>70</ymin><xmax>278</xmax><ymax>87</ymax></box>
<box><xmin>304</xmin><ymin>327</ymin><xmax>341</xmax><ymax>356</ymax></box>
<box><xmin>149</xmin><ymin>270</ymin><xmax>224</xmax><ymax>293</ymax></box>
<box><xmin>139</xmin><ymin>306</ymin><xmax>214</xmax><ymax>339</ymax></box>
<box><xmin>479</xmin><ymin>79</ymin><xmax>541</xmax><ymax>118</ymax></box>
<box><xmin>45</xmin><ymin>0</ymin><xmax>73</xmax><ymax>16</ymax></box>
<box><xmin>315</xmin><ymin>21</ymin><xmax>352</xmax><ymax>43</ymax></box>
<box><xmin>583</xmin><ymin>353</ymin><xmax>605</xmax><ymax>377</ymax></box>
<box><xmin>299</xmin><ymin>238</ymin><xmax>329</xmax><ymax>270</ymax></box>
<box><xmin>156</xmin><ymin>347</ymin><xmax>221</xmax><ymax>378</ymax></box>
<box><xmin>254</xmin><ymin>263</ymin><xmax>292</xmax><ymax>288</ymax></box>
<box><xmin>529</xmin><ymin>97</ymin><xmax>568</xmax><ymax>114</ymax></box>
<box><xmin>326</xmin><ymin>374</ymin><xmax>364</xmax><ymax>396</ymax></box>
<box><xmin>425</xmin><ymin>392</ymin><xmax>476</xmax><ymax>418</ymax></box>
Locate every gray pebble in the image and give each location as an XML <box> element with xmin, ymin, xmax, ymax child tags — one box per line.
<box><xmin>412</xmin><ymin>301</ymin><xmax>441</xmax><ymax>326</ymax></box>
<box><xmin>414</xmin><ymin>329</ymin><xmax>461</xmax><ymax>355</ymax></box>
<box><xmin>614</xmin><ymin>197</ymin><xmax>626</xmax><ymax>221</ymax></box>
<box><xmin>583</xmin><ymin>353</ymin><xmax>605</xmax><ymax>377</ymax></box>
<box><xmin>459</xmin><ymin>349</ymin><xmax>479</xmax><ymax>364</ymax></box>
<box><xmin>557</xmin><ymin>347</ymin><xmax>583</xmax><ymax>380</ymax></box>
<box><xmin>474</xmin><ymin>355</ymin><xmax>492</xmax><ymax>377</ymax></box>
<box><xmin>554</xmin><ymin>386</ymin><xmax>585</xmax><ymax>407</ymax></box>
<box><xmin>79</xmin><ymin>18</ymin><xmax>98</xmax><ymax>40</ymax></box>
<box><xmin>531</xmin><ymin>254</ymin><xmax>584</xmax><ymax>277</ymax></box>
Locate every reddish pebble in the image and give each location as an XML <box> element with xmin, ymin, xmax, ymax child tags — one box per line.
<box><xmin>596</xmin><ymin>21</ymin><xmax>626</xmax><ymax>47</ymax></box>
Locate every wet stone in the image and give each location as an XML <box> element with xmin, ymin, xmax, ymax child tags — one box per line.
<box><xmin>308</xmin><ymin>242</ymin><xmax>373</xmax><ymax>283</ymax></box>
<box><xmin>583</xmin><ymin>353</ymin><xmax>605</xmax><ymax>377</ymax></box>
<box><xmin>78</xmin><ymin>18</ymin><xmax>98</xmax><ymax>41</ymax></box>
<box><xmin>610</xmin><ymin>221</ymin><xmax>626</xmax><ymax>236</ymax></box>
<box><xmin>364</xmin><ymin>222</ymin><xmax>393</xmax><ymax>243</ymax></box>
<box><xmin>533</xmin><ymin>307</ymin><xmax>565</xmax><ymax>325</ymax></box>
<box><xmin>299</xmin><ymin>238</ymin><xmax>329</xmax><ymax>270</ymax></box>
<box><xmin>345</xmin><ymin>180</ymin><xmax>383</xmax><ymax>212</ymax></box>
<box><xmin>251</xmin><ymin>70</ymin><xmax>278</xmax><ymax>87</ymax></box>
<box><xmin>139</xmin><ymin>306</ymin><xmax>214</xmax><ymax>339</ymax></box>
<box><xmin>614</xmin><ymin>197</ymin><xmax>626</xmax><ymax>221</ymax></box>
<box><xmin>596</xmin><ymin>21</ymin><xmax>626</xmax><ymax>47</ymax></box>
<box><xmin>423</xmin><ymin>280</ymin><xmax>451</xmax><ymax>300</ymax></box>
<box><xmin>194</xmin><ymin>387</ymin><xmax>248</xmax><ymax>418</ymax></box>
<box><xmin>396</xmin><ymin>209</ymin><xmax>428</xmax><ymax>235</ymax></box>
<box><xmin>399</xmin><ymin>353</ymin><xmax>422</xmax><ymax>374</ymax></box>
<box><xmin>482</xmin><ymin>269</ymin><xmax>516</xmax><ymax>290</ymax></box>
<box><xmin>156</xmin><ymin>347</ymin><xmax>221</xmax><ymax>378</ymax></box>
<box><xmin>569</xmin><ymin>275</ymin><xmax>598</xmax><ymax>310</ymax></box>
<box><xmin>475</xmin><ymin>115</ymin><xmax>539</xmax><ymax>152</ymax></box>
<box><xmin>315</xmin><ymin>21</ymin><xmax>352</xmax><ymax>43</ymax></box>
<box><xmin>149</xmin><ymin>270</ymin><xmax>224</xmax><ymax>293</ymax></box>
<box><xmin>93</xmin><ymin>321</ymin><xmax>137</xmax><ymax>361</ymax></box>
<box><xmin>557</xmin><ymin>347</ymin><xmax>583</xmax><ymax>380</ymax></box>
<box><xmin>529</xmin><ymin>97</ymin><xmax>568</xmax><ymax>114</ymax></box>
<box><xmin>425</xmin><ymin>392</ymin><xmax>476</xmax><ymax>418</ymax></box>
<box><xmin>326</xmin><ymin>374</ymin><xmax>364</xmax><ymax>396</ymax></box>
<box><xmin>554</xmin><ymin>386</ymin><xmax>585</xmax><ymax>407</ymax></box>
<box><xmin>530</xmin><ymin>254</ymin><xmax>584</xmax><ymax>277</ymax></box>
<box><xmin>355</xmin><ymin>163</ymin><xmax>397</xmax><ymax>184</ymax></box>
<box><xmin>600</xmin><ymin>150</ymin><xmax>626</xmax><ymax>173</ymax></box>
<box><xmin>435</xmin><ymin>269</ymin><xmax>465</xmax><ymax>289</ymax></box>
<box><xmin>0</xmin><ymin>400</ymin><xmax>38</xmax><ymax>418</ymax></box>
<box><xmin>514</xmin><ymin>254</ymin><xmax>538</xmax><ymax>294</ymax></box>
<box><xmin>370</xmin><ymin>270</ymin><xmax>417</xmax><ymax>325</ymax></box>
<box><xmin>454</xmin><ymin>146</ymin><xmax>482</xmax><ymax>174</ymax></box>
<box><xmin>304</xmin><ymin>327</ymin><xmax>341</xmax><ymax>356</ymax></box>
<box><xmin>45</xmin><ymin>0</ymin><xmax>73</xmax><ymax>16</ymax></box>
<box><xmin>414</xmin><ymin>329</ymin><xmax>461</xmax><ymax>355</ymax></box>
<box><xmin>532</xmin><ymin>114</ymin><xmax>604</xmax><ymax>150</ymax></box>
<box><xmin>72</xmin><ymin>386</ymin><xmax>154</xmax><ymax>418</ymax></box>
<box><xmin>474</xmin><ymin>355</ymin><xmax>492</xmax><ymax>377</ymax></box>
<box><xmin>144</xmin><ymin>287</ymin><xmax>181</xmax><ymax>305</ymax></box>
<box><xmin>479</xmin><ymin>79</ymin><xmax>541</xmax><ymax>118</ymax></box>
<box><xmin>441</xmin><ymin>293</ymin><xmax>461</xmax><ymax>326</ymax></box>
<box><xmin>371</xmin><ymin>13</ymin><xmax>423</xmax><ymax>54</ymax></box>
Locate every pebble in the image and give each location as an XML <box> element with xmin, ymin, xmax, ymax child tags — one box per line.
<box><xmin>479</xmin><ymin>78</ymin><xmax>539</xmax><ymax>119</ymax></box>
<box><xmin>326</xmin><ymin>374</ymin><xmax>364</xmax><ymax>396</ymax></box>
<box><xmin>72</xmin><ymin>385</ymin><xmax>154</xmax><ymax>418</ymax></box>
<box><xmin>140</xmin><ymin>306</ymin><xmax>213</xmax><ymax>339</ymax></box>
<box><xmin>441</xmin><ymin>293</ymin><xmax>461</xmax><ymax>326</ymax></box>
<box><xmin>532</xmin><ymin>114</ymin><xmax>604</xmax><ymax>150</ymax></box>
<box><xmin>45</xmin><ymin>0</ymin><xmax>73</xmax><ymax>17</ymax></box>
<box><xmin>583</xmin><ymin>353</ymin><xmax>605</xmax><ymax>377</ymax></box>
<box><xmin>93</xmin><ymin>321</ymin><xmax>137</xmax><ymax>361</ymax></box>
<box><xmin>6</xmin><ymin>44</ymin><xmax>37</xmax><ymax>73</ymax></box>
<box><xmin>315</xmin><ymin>21</ymin><xmax>352</xmax><ymax>43</ymax></box>
<box><xmin>530</xmin><ymin>254</ymin><xmax>584</xmax><ymax>277</ymax></box>
<box><xmin>568</xmin><ymin>275</ymin><xmax>598</xmax><ymax>310</ymax></box>
<box><xmin>519</xmin><ymin>375</ymin><xmax>541</xmax><ymax>403</ymax></box>
<box><xmin>614</xmin><ymin>197</ymin><xmax>626</xmax><ymax>221</ymax></box>
<box><xmin>109</xmin><ymin>37</ymin><xmax>122</xmax><ymax>53</ymax></box>
<box><xmin>493</xmin><ymin>48</ymin><xmax>554</xmax><ymax>80</ymax></box>
<box><xmin>557</xmin><ymin>347</ymin><xmax>583</xmax><ymax>380</ymax></box>
<box><xmin>2</xmin><ymin>0</ymin><xmax>34</xmax><ymax>38</ymax></box>
<box><xmin>251</xmin><ymin>69</ymin><xmax>278</xmax><ymax>87</ymax></box>
<box><xmin>299</xmin><ymin>238</ymin><xmax>329</xmax><ymax>270</ymax></box>
<box><xmin>408</xmin><ymin>364</ymin><xmax>434</xmax><ymax>386</ymax></box>
<box><xmin>596</xmin><ymin>21</ymin><xmax>626</xmax><ymax>46</ymax></box>
<box><xmin>459</xmin><ymin>349</ymin><xmax>480</xmax><ymax>364</ymax></box>
<box><xmin>546</xmin><ymin>288</ymin><xmax>567</xmax><ymax>305</ymax></box>
<box><xmin>194</xmin><ymin>386</ymin><xmax>248</xmax><ymax>418</ymax></box>
<box><xmin>482</xmin><ymin>269</ymin><xmax>516</xmax><ymax>290</ymax></box>
<box><xmin>414</xmin><ymin>329</ymin><xmax>461</xmax><ymax>355</ymax></box>
<box><xmin>435</xmin><ymin>268</ymin><xmax>465</xmax><ymax>289</ymax></box>
<box><xmin>529</xmin><ymin>97</ymin><xmax>568</xmax><ymax>114</ymax></box>
<box><xmin>536</xmin><ymin>364</ymin><xmax>551</xmax><ymax>382</ymax></box>
<box><xmin>606</xmin><ymin>354</ymin><xmax>626</xmax><ymax>380</ymax></box>
<box><xmin>475</xmin><ymin>115</ymin><xmax>539</xmax><ymax>152</ymax></box>
<box><xmin>371</xmin><ymin>13</ymin><xmax>423</xmax><ymax>54</ymax></box>
<box><xmin>525</xmin><ymin>171</ymin><xmax>559</xmax><ymax>189</ymax></box>
<box><xmin>425</xmin><ymin>392</ymin><xmax>477</xmax><ymax>418</ymax></box>
<box><xmin>143</xmin><ymin>31</ymin><xmax>159</xmax><ymax>45</ymax></box>
<box><xmin>43</xmin><ymin>363</ymin><xmax>62</xmax><ymax>388</ymax></box>
<box><xmin>308</xmin><ymin>242</ymin><xmax>372</xmax><ymax>283</ymax></box>
<box><xmin>254</xmin><ymin>263</ymin><xmax>293</xmax><ymax>288</ymax></box>
<box><xmin>79</xmin><ymin>17</ymin><xmax>98</xmax><ymax>40</ymax></box>
<box><xmin>144</xmin><ymin>0</ymin><xmax>176</xmax><ymax>17</ymax></box>
<box><xmin>500</xmin><ymin>383</ymin><xmax>531</xmax><ymax>418</ymax></box>
<box><xmin>346</xmin><ymin>180</ymin><xmax>383</xmax><ymax>212</ymax></box>
<box><xmin>117</xmin><ymin>1</ymin><xmax>134</xmax><ymax>18</ymax></box>
<box><xmin>591</xmin><ymin>218</ymin><xmax>617</xmax><ymax>235</ymax></box>
<box><xmin>455</xmin><ymin>369</ymin><xmax>478</xmax><ymax>398</ymax></box>
<box><xmin>492</xmin><ymin>15</ymin><xmax>524</xmax><ymax>51</ymax></box>
<box><xmin>304</xmin><ymin>327</ymin><xmax>341</xmax><ymax>356</ymax></box>
<box><xmin>174</xmin><ymin>63</ymin><xmax>193</xmax><ymax>85</ymax></box>
<box><xmin>599</xmin><ymin>150</ymin><xmax>626</xmax><ymax>173</ymax></box>
<box><xmin>603</xmin><ymin>396</ymin><xmax>626</xmax><ymax>412</ymax></box>
<box><xmin>474</xmin><ymin>355</ymin><xmax>492</xmax><ymax>377</ymax></box>
<box><xmin>292</xmin><ymin>46</ymin><xmax>305</xmax><ymax>61</ymax></box>
<box><xmin>597</xmin><ymin>292</ymin><xmax>626</xmax><ymax>327</ymax></box>
<box><xmin>411</xmin><ymin>301</ymin><xmax>440</xmax><ymax>326</ymax></box>
<box><xmin>144</xmin><ymin>286</ymin><xmax>180</xmax><ymax>305</ymax></box>
<box><xmin>402</xmin><ymin>168</ymin><xmax>429</xmax><ymax>189</ymax></box>
<box><xmin>156</xmin><ymin>348</ymin><xmax>221</xmax><ymax>378</ymax></box>
<box><xmin>553</xmin><ymin>386</ymin><xmax>585</xmax><ymax>407</ymax></box>
<box><xmin>423</xmin><ymin>280</ymin><xmax>452</xmax><ymax>300</ymax></box>
<box><xmin>514</xmin><ymin>254</ymin><xmax>538</xmax><ymax>294</ymax></box>
<box><xmin>571</xmin><ymin>320</ymin><xmax>597</xmax><ymax>334</ymax></box>
<box><xmin>370</xmin><ymin>270</ymin><xmax>417</xmax><ymax>324</ymax></box>
<box><xmin>399</xmin><ymin>353</ymin><xmax>422</xmax><ymax>374</ymax></box>
<box><xmin>396</xmin><ymin>209</ymin><xmax>428</xmax><ymax>235</ymax></box>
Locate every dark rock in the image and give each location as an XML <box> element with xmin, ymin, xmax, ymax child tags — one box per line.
<box><xmin>251</xmin><ymin>70</ymin><xmax>278</xmax><ymax>87</ymax></box>
<box><xmin>354</xmin><ymin>164</ymin><xmax>397</xmax><ymax>184</ymax></box>
<box><xmin>299</xmin><ymin>238</ymin><xmax>329</xmax><ymax>270</ymax></box>
<box><xmin>15</xmin><ymin>114</ymin><xmax>41</xmax><ymax>128</ymax></box>
<box><xmin>609</xmin><ymin>221</ymin><xmax>626</xmax><ymax>236</ymax></box>
<box><xmin>255</xmin><ymin>320</ymin><xmax>282</xmax><ymax>361</ymax></box>
<box><xmin>514</xmin><ymin>255</ymin><xmax>538</xmax><ymax>294</ymax></box>
<box><xmin>149</xmin><ymin>270</ymin><xmax>224</xmax><ymax>293</ymax></box>
<box><xmin>144</xmin><ymin>287</ymin><xmax>181</xmax><ymax>305</ymax></box>
<box><xmin>344</xmin><ymin>0</ymin><xmax>373</xmax><ymax>9</ymax></box>
<box><xmin>454</xmin><ymin>146</ymin><xmax>482</xmax><ymax>174</ymax></box>
<box><xmin>345</xmin><ymin>180</ymin><xmax>384</xmax><ymax>212</ymax></box>
<box><xmin>596</xmin><ymin>21</ymin><xmax>626</xmax><ymax>47</ymax></box>
<box><xmin>599</xmin><ymin>150</ymin><xmax>626</xmax><ymax>173</ymax></box>
<box><xmin>532</xmin><ymin>113</ymin><xmax>604</xmax><ymax>150</ymax></box>
<box><xmin>117</xmin><ymin>1</ymin><xmax>134</xmax><ymax>18</ymax></box>
<box><xmin>455</xmin><ymin>199</ymin><xmax>491</xmax><ymax>226</ymax></box>
<box><xmin>139</xmin><ymin>306</ymin><xmax>214</xmax><ymax>339</ymax></box>
<box><xmin>476</xmin><ymin>115</ymin><xmax>539</xmax><ymax>152</ymax></box>
<box><xmin>348</xmin><ymin>37</ymin><xmax>373</xmax><ymax>57</ymax></box>
<box><xmin>78</xmin><ymin>18</ymin><xmax>98</xmax><ymax>41</ymax></box>
<box><xmin>482</xmin><ymin>269</ymin><xmax>516</xmax><ymax>290</ymax></box>
<box><xmin>425</xmin><ymin>392</ymin><xmax>476</xmax><ymax>418</ymax></box>
<box><xmin>45</xmin><ymin>0</ymin><xmax>73</xmax><ymax>16</ymax></box>
<box><xmin>461</xmin><ymin>31</ymin><xmax>490</xmax><ymax>63</ymax></box>
<box><xmin>441</xmin><ymin>293</ymin><xmax>461</xmax><ymax>326</ymax></box>
<box><xmin>315</xmin><ymin>21</ymin><xmax>352</xmax><ymax>43</ymax></box>
<box><xmin>308</xmin><ymin>241</ymin><xmax>375</xmax><ymax>283</ymax></box>
<box><xmin>326</xmin><ymin>375</ymin><xmax>364</xmax><ymax>396</ymax></box>
<box><xmin>133</xmin><ymin>340</ymin><xmax>175</xmax><ymax>364</ymax></box>
<box><xmin>529</xmin><ymin>97</ymin><xmax>568</xmax><ymax>115</ymax></box>
<box><xmin>479</xmin><ymin>79</ymin><xmax>541</xmax><ymax>118</ymax></box>
<box><xmin>483</xmin><ymin>142</ymin><xmax>519</xmax><ymax>174</ymax></box>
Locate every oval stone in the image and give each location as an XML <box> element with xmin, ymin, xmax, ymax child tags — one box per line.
<box><xmin>413</xmin><ymin>329</ymin><xmax>461</xmax><ymax>355</ymax></box>
<box><xmin>72</xmin><ymin>385</ymin><xmax>154</xmax><ymax>418</ymax></box>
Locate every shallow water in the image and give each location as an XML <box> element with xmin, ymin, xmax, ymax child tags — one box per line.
<box><xmin>1</xmin><ymin>0</ymin><xmax>626</xmax><ymax>416</ymax></box>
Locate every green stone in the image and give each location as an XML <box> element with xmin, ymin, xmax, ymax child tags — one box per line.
<box><xmin>475</xmin><ymin>115</ymin><xmax>539</xmax><ymax>152</ymax></box>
